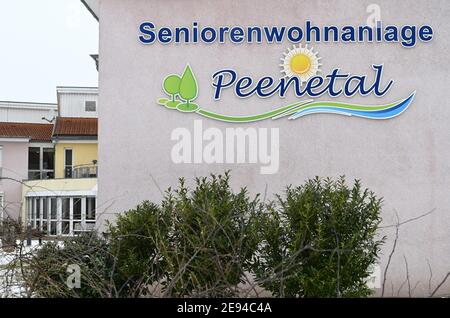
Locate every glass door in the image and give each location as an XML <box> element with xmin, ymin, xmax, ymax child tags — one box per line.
<box><xmin>64</xmin><ymin>149</ymin><xmax>73</xmax><ymax>178</ymax></box>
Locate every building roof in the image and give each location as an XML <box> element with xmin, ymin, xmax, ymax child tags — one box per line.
<box><xmin>0</xmin><ymin>101</ymin><xmax>57</xmax><ymax>109</ymax></box>
<box><xmin>90</xmin><ymin>54</ymin><xmax>99</xmax><ymax>71</ymax></box>
<box><xmin>53</xmin><ymin>117</ymin><xmax>98</xmax><ymax>138</ymax></box>
<box><xmin>56</xmin><ymin>86</ymin><xmax>98</xmax><ymax>94</ymax></box>
<box><xmin>81</xmin><ymin>0</ymin><xmax>99</xmax><ymax>21</ymax></box>
<box><xmin>0</xmin><ymin>122</ymin><xmax>54</xmax><ymax>142</ymax></box>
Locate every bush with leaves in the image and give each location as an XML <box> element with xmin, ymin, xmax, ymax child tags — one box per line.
<box><xmin>23</xmin><ymin>232</ymin><xmax>113</xmax><ymax>298</ymax></box>
<box><xmin>162</xmin><ymin>172</ymin><xmax>262</xmax><ymax>297</ymax></box>
<box><xmin>19</xmin><ymin>173</ymin><xmax>385</xmax><ymax>298</ymax></box>
<box><xmin>109</xmin><ymin>172</ymin><xmax>263</xmax><ymax>297</ymax></box>
<box><xmin>108</xmin><ymin>201</ymin><xmax>171</xmax><ymax>297</ymax></box>
<box><xmin>254</xmin><ymin>176</ymin><xmax>384</xmax><ymax>298</ymax></box>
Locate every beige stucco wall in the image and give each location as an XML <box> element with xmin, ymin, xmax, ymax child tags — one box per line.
<box><xmin>97</xmin><ymin>0</ymin><xmax>450</xmax><ymax>296</ymax></box>
<box><xmin>54</xmin><ymin>142</ymin><xmax>98</xmax><ymax>178</ymax></box>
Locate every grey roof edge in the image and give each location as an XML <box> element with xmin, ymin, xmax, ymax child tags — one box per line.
<box><xmin>53</xmin><ymin>136</ymin><xmax>98</xmax><ymax>141</ymax></box>
<box><xmin>0</xmin><ymin>100</ymin><xmax>57</xmax><ymax>106</ymax></box>
<box><xmin>81</xmin><ymin>0</ymin><xmax>99</xmax><ymax>21</ymax></box>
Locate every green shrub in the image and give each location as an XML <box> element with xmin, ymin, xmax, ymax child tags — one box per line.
<box><xmin>254</xmin><ymin>176</ymin><xmax>384</xmax><ymax>298</ymax></box>
<box><xmin>162</xmin><ymin>172</ymin><xmax>262</xmax><ymax>297</ymax></box>
<box><xmin>21</xmin><ymin>173</ymin><xmax>384</xmax><ymax>298</ymax></box>
<box><xmin>109</xmin><ymin>172</ymin><xmax>262</xmax><ymax>297</ymax></box>
<box><xmin>24</xmin><ymin>232</ymin><xmax>112</xmax><ymax>298</ymax></box>
<box><xmin>108</xmin><ymin>201</ymin><xmax>171</xmax><ymax>297</ymax></box>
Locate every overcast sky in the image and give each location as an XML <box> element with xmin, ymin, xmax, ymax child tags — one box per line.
<box><xmin>0</xmin><ymin>0</ymin><xmax>98</xmax><ymax>103</ymax></box>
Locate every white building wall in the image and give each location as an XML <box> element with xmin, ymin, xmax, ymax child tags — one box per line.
<box><xmin>95</xmin><ymin>0</ymin><xmax>450</xmax><ymax>297</ymax></box>
<box><xmin>0</xmin><ymin>102</ymin><xmax>57</xmax><ymax>124</ymax></box>
<box><xmin>0</xmin><ymin>140</ymin><xmax>29</xmax><ymax>220</ymax></box>
<box><xmin>57</xmin><ymin>87</ymin><xmax>99</xmax><ymax>118</ymax></box>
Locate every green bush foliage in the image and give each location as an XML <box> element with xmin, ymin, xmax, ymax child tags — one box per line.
<box><xmin>107</xmin><ymin>171</ymin><xmax>262</xmax><ymax>297</ymax></box>
<box><xmin>108</xmin><ymin>201</ymin><xmax>171</xmax><ymax>297</ymax></box>
<box><xmin>254</xmin><ymin>176</ymin><xmax>384</xmax><ymax>297</ymax></box>
<box><xmin>24</xmin><ymin>233</ymin><xmax>112</xmax><ymax>298</ymax></box>
<box><xmin>162</xmin><ymin>172</ymin><xmax>262</xmax><ymax>297</ymax></box>
<box><xmin>22</xmin><ymin>173</ymin><xmax>384</xmax><ymax>298</ymax></box>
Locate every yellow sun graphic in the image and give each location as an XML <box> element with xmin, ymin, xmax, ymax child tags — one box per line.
<box><xmin>281</xmin><ymin>45</ymin><xmax>321</xmax><ymax>82</ymax></box>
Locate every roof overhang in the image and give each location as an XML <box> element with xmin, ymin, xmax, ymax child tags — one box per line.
<box><xmin>0</xmin><ymin>137</ymin><xmax>30</xmax><ymax>143</ymax></box>
<box><xmin>57</xmin><ymin>87</ymin><xmax>98</xmax><ymax>95</ymax></box>
<box><xmin>53</xmin><ymin>137</ymin><xmax>98</xmax><ymax>142</ymax></box>
<box><xmin>0</xmin><ymin>101</ymin><xmax>57</xmax><ymax>111</ymax></box>
<box><xmin>81</xmin><ymin>0</ymin><xmax>99</xmax><ymax>21</ymax></box>
<box><xmin>25</xmin><ymin>189</ymin><xmax>97</xmax><ymax>197</ymax></box>
<box><xmin>91</xmin><ymin>54</ymin><xmax>99</xmax><ymax>71</ymax></box>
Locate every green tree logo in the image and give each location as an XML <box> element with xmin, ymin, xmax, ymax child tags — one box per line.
<box><xmin>158</xmin><ymin>64</ymin><xmax>199</xmax><ymax>113</ymax></box>
<box><xmin>163</xmin><ymin>75</ymin><xmax>181</xmax><ymax>108</ymax></box>
<box><xmin>178</xmin><ymin>65</ymin><xmax>199</xmax><ymax>112</ymax></box>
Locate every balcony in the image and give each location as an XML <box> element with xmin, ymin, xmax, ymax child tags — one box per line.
<box><xmin>66</xmin><ymin>164</ymin><xmax>98</xmax><ymax>179</ymax></box>
<box><xmin>28</xmin><ymin>170</ymin><xmax>55</xmax><ymax>180</ymax></box>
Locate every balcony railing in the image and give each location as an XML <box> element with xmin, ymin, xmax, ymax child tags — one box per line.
<box><xmin>28</xmin><ymin>170</ymin><xmax>55</xmax><ymax>180</ymax></box>
<box><xmin>66</xmin><ymin>164</ymin><xmax>98</xmax><ymax>179</ymax></box>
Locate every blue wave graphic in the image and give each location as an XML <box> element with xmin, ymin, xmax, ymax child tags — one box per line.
<box><xmin>289</xmin><ymin>92</ymin><xmax>416</xmax><ymax>120</ymax></box>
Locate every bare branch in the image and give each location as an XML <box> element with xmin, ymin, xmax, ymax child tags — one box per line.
<box><xmin>381</xmin><ymin>211</ymin><xmax>399</xmax><ymax>297</ymax></box>
<box><xmin>427</xmin><ymin>259</ymin><xmax>433</xmax><ymax>295</ymax></box>
<box><xmin>404</xmin><ymin>256</ymin><xmax>411</xmax><ymax>298</ymax></box>
<box><xmin>430</xmin><ymin>272</ymin><xmax>450</xmax><ymax>298</ymax></box>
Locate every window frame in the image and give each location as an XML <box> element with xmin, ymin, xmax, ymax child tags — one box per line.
<box><xmin>0</xmin><ymin>145</ymin><xmax>3</xmax><ymax>179</ymax></box>
<box><xmin>64</xmin><ymin>148</ymin><xmax>73</xmax><ymax>178</ymax></box>
<box><xmin>85</xmin><ymin>101</ymin><xmax>97</xmax><ymax>112</ymax></box>
<box><xmin>28</xmin><ymin>147</ymin><xmax>41</xmax><ymax>179</ymax></box>
<box><xmin>28</xmin><ymin>144</ymin><xmax>55</xmax><ymax>180</ymax></box>
<box><xmin>49</xmin><ymin>197</ymin><xmax>57</xmax><ymax>236</ymax></box>
<box><xmin>27</xmin><ymin>196</ymin><xmax>96</xmax><ymax>237</ymax></box>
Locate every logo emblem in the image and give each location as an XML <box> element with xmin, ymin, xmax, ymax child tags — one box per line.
<box><xmin>156</xmin><ymin>48</ymin><xmax>415</xmax><ymax>123</ymax></box>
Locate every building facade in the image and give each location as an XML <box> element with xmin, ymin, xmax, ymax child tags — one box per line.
<box><xmin>83</xmin><ymin>0</ymin><xmax>450</xmax><ymax>296</ymax></box>
<box><xmin>0</xmin><ymin>87</ymin><xmax>98</xmax><ymax>237</ymax></box>
<box><xmin>21</xmin><ymin>87</ymin><xmax>99</xmax><ymax>237</ymax></box>
<box><xmin>0</xmin><ymin>101</ymin><xmax>57</xmax><ymax>221</ymax></box>
<box><xmin>0</xmin><ymin>101</ymin><xmax>56</xmax><ymax>124</ymax></box>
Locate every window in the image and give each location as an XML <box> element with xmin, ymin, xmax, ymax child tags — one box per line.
<box><xmin>50</xmin><ymin>198</ymin><xmax>57</xmax><ymax>235</ymax></box>
<box><xmin>73</xmin><ymin>198</ymin><xmax>82</xmax><ymax>220</ymax></box>
<box><xmin>36</xmin><ymin>198</ymin><xmax>41</xmax><ymax>231</ymax></box>
<box><xmin>85</xmin><ymin>101</ymin><xmax>96</xmax><ymax>112</ymax></box>
<box><xmin>28</xmin><ymin>148</ymin><xmax>40</xmax><ymax>170</ymax></box>
<box><xmin>28</xmin><ymin>146</ymin><xmax>55</xmax><ymax>180</ymax></box>
<box><xmin>43</xmin><ymin>148</ymin><xmax>54</xmax><ymax>172</ymax></box>
<box><xmin>28</xmin><ymin>196</ymin><xmax>96</xmax><ymax>236</ymax></box>
<box><xmin>73</xmin><ymin>197</ymin><xmax>82</xmax><ymax>234</ymax></box>
<box><xmin>86</xmin><ymin>197</ymin><xmax>96</xmax><ymax>230</ymax></box>
<box><xmin>65</xmin><ymin>149</ymin><xmax>73</xmax><ymax>178</ymax></box>
<box><xmin>62</xmin><ymin>198</ymin><xmax>71</xmax><ymax>235</ymax></box>
<box><xmin>0</xmin><ymin>146</ymin><xmax>3</xmax><ymax>178</ymax></box>
<box><xmin>28</xmin><ymin>147</ymin><xmax>40</xmax><ymax>179</ymax></box>
<box><xmin>42</xmin><ymin>197</ymin><xmax>48</xmax><ymax>234</ymax></box>
<box><xmin>31</xmin><ymin>198</ymin><xmax>37</xmax><ymax>228</ymax></box>
<box><xmin>27</xmin><ymin>198</ymin><xmax>31</xmax><ymax>226</ymax></box>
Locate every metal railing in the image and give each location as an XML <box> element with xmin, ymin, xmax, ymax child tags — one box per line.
<box><xmin>28</xmin><ymin>170</ymin><xmax>55</xmax><ymax>180</ymax></box>
<box><xmin>67</xmin><ymin>164</ymin><xmax>98</xmax><ymax>179</ymax></box>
